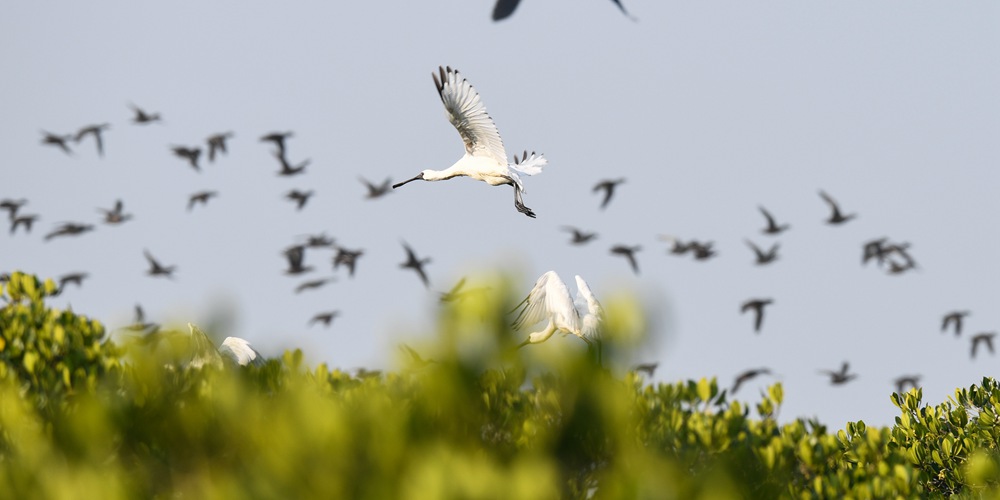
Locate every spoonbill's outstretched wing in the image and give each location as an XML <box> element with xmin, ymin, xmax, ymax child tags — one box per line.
<box><xmin>574</xmin><ymin>275</ymin><xmax>603</xmax><ymax>341</ymax></box>
<box><xmin>512</xmin><ymin>271</ymin><xmax>580</xmax><ymax>333</ymax></box>
<box><xmin>434</xmin><ymin>66</ymin><xmax>508</xmax><ymax>166</ymax></box>
<box><xmin>219</xmin><ymin>336</ymin><xmax>265</xmax><ymax>367</ymax></box>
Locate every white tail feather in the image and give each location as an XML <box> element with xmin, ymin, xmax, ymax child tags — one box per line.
<box><xmin>510</xmin><ymin>150</ymin><xmax>546</xmax><ymax>176</ymax></box>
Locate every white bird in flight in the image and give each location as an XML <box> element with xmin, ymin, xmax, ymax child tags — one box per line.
<box><xmin>511</xmin><ymin>271</ymin><xmax>604</xmax><ymax>361</ymax></box>
<box><xmin>187</xmin><ymin>323</ymin><xmax>265</xmax><ymax>368</ymax></box>
<box><xmin>393</xmin><ymin>66</ymin><xmax>546</xmax><ymax>218</ymax></box>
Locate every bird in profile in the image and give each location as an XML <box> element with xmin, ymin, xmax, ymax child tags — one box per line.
<box><xmin>188</xmin><ymin>191</ymin><xmax>219</xmax><ymax>211</ymax></box>
<box><xmin>126</xmin><ymin>304</ymin><xmax>160</xmax><ymax>334</ymax></box>
<box><xmin>691</xmin><ymin>241</ymin><xmax>718</xmax><ymax>261</ymax></box>
<box><xmin>400</xmin><ymin>242</ymin><xmax>431</xmax><ymax>288</ymax></box>
<box><xmin>971</xmin><ymin>332</ymin><xmax>996</xmax><ymax>359</ymax></box>
<box><xmin>819</xmin><ymin>362</ymin><xmax>857</xmax><ymax>385</ymax></box>
<box><xmin>295</xmin><ymin>277</ymin><xmax>335</xmax><ymax>293</ymax></box>
<box><xmin>206</xmin><ymin>132</ymin><xmax>234</xmax><ymax>162</ymax></box>
<box><xmin>275</xmin><ymin>151</ymin><xmax>309</xmax><ymax>176</ymax></box>
<box><xmin>562</xmin><ymin>226</ymin><xmax>597</xmax><ymax>245</ymax></box>
<box><xmin>99</xmin><ymin>199</ymin><xmax>133</xmax><ymax>225</ymax></box>
<box><xmin>260</xmin><ymin>131</ymin><xmax>293</xmax><ymax>157</ymax></box>
<box><xmin>171</xmin><ymin>146</ymin><xmax>202</xmax><ymax>171</ymax></box>
<box><xmin>882</xmin><ymin>242</ymin><xmax>917</xmax><ymax>274</ymax></box>
<box><xmin>283</xmin><ymin>245</ymin><xmax>313</xmax><ymax>275</ymax></box>
<box><xmin>632</xmin><ymin>362</ymin><xmax>659</xmax><ymax>377</ymax></box>
<box><xmin>660</xmin><ymin>235</ymin><xmax>693</xmax><ymax>255</ymax></box>
<box><xmin>392</xmin><ymin>66</ymin><xmax>546</xmax><ymax>218</ymax></box>
<box><xmin>57</xmin><ymin>272</ymin><xmax>89</xmax><ymax>292</ymax></box>
<box><xmin>593</xmin><ymin>178</ymin><xmax>625</xmax><ymax>210</ymax></box>
<box><xmin>0</xmin><ymin>199</ymin><xmax>27</xmax><ymax>219</ymax></box>
<box><xmin>41</xmin><ymin>131</ymin><xmax>73</xmax><ymax>155</ymax></box>
<box><xmin>143</xmin><ymin>250</ymin><xmax>176</xmax><ymax>278</ymax></box>
<box><xmin>941</xmin><ymin>311</ymin><xmax>970</xmax><ymax>337</ymax></box>
<box><xmin>285</xmin><ymin>189</ymin><xmax>314</xmax><ymax>210</ymax></box>
<box><xmin>512</xmin><ymin>272</ymin><xmax>603</xmax><ymax>360</ymax></box>
<box><xmin>74</xmin><ymin>124</ymin><xmax>111</xmax><ymax>157</ymax></box>
<box><xmin>128</xmin><ymin>103</ymin><xmax>161</xmax><ymax>124</ymax></box>
<box><xmin>894</xmin><ymin>375</ymin><xmax>921</xmax><ymax>394</ymax></box>
<box><xmin>610</xmin><ymin>244</ymin><xmax>641</xmax><ymax>274</ymax></box>
<box><xmin>745</xmin><ymin>240</ymin><xmax>779</xmax><ymax>265</ymax></box>
<box><xmin>731</xmin><ymin>368</ymin><xmax>773</xmax><ymax>394</ymax></box>
<box><xmin>758</xmin><ymin>206</ymin><xmax>790</xmax><ymax>235</ymax></box>
<box><xmin>819</xmin><ymin>190</ymin><xmax>856</xmax><ymax>225</ymax></box>
<box><xmin>359</xmin><ymin>177</ymin><xmax>392</xmax><ymax>199</ymax></box>
<box><xmin>741</xmin><ymin>298</ymin><xmax>773</xmax><ymax>333</ymax></box>
<box><xmin>302</xmin><ymin>233</ymin><xmax>335</xmax><ymax>248</ymax></box>
<box><xmin>10</xmin><ymin>214</ymin><xmax>39</xmax><ymax>235</ymax></box>
<box><xmin>44</xmin><ymin>222</ymin><xmax>94</xmax><ymax>241</ymax></box>
<box><xmin>492</xmin><ymin>0</ymin><xmax>634</xmax><ymax>21</ymax></box>
<box><xmin>333</xmin><ymin>246</ymin><xmax>364</xmax><ymax>277</ymax></box>
<box><xmin>309</xmin><ymin>311</ymin><xmax>340</xmax><ymax>328</ymax></box>
<box><xmin>862</xmin><ymin>237</ymin><xmax>889</xmax><ymax>266</ymax></box>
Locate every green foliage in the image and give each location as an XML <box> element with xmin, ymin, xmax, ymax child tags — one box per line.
<box><xmin>0</xmin><ymin>271</ymin><xmax>999</xmax><ymax>498</ymax></box>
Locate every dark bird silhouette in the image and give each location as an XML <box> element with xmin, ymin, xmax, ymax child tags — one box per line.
<box><xmin>691</xmin><ymin>241</ymin><xmax>717</xmax><ymax>261</ymax></box>
<box><xmin>819</xmin><ymin>362</ymin><xmax>857</xmax><ymax>385</ymax></box>
<box><xmin>862</xmin><ymin>237</ymin><xmax>889</xmax><ymax>266</ymax></box>
<box><xmin>125</xmin><ymin>304</ymin><xmax>160</xmax><ymax>334</ymax></box>
<box><xmin>731</xmin><ymin>367</ymin><xmax>772</xmax><ymax>394</ymax></box>
<box><xmin>275</xmin><ymin>151</ymin><xmax>309</xmax><ymax>176</ymax></box>
<box><xmin>128</xmin><ymin>103</ymin><xmax>161</xmax><ymax>124</ymax></box>
<box><xmin>260</xmin><ymin>131</ymin><xmax>293</xmax><ymax>157</ymax></box>
<box><xmin>660</xmin><ymin>235</ymin><xmax>694</xmax><ymax>255</ymax></box>
<box><xmin>741</xmin><ymin>298</ymin><xmax>773</xmax><ymax>333</ymax></box>
<box><xmin>10</xmin><ymin>214</ymin><xmax>39</xmax><ymax>235</ymax></box>
<box><xmin>819</xmin><ymin>190</ymin><xmax>856</xmax><ymax>225</ymax></box>
<box><xmin>333</xmin><ymin>246</ymin><xmax>364</xmax><ymax>278</ymax></box>
<box><xmin>971</xmin><ymin>332</ymin><xmax>996</xmax><ymax>359</ymax></box>
<box><xmin>593</xmin><ymin>178</ymin><xmax>625</xmax><ymax>210</ymax></box>
<box><xmin>0</xmin><ymin>199</ymin><xmax>27</xmax><ymax>219</ymax></box>
<box><xmin>882</xmin><ymin>242</ymin><xmax>917</xmax><ymax>274</ymax></box>
<box><xmin>758</xmin><ymin>206</ymin><xmax>790</xmax><ymax>235</ymax></box>
<box><xmin>360</xmin><ymin>177</ymin><xmax>392</xmax><ymax>199</ymax></box>
<box><xmin>143</xmin><ymin>250</ymin><xmax>176</xmax><ymax>278</ymax></box>
<box><xmin>302</xmin><ymin>233</ymin><xmax>335</xmax><ymax>248</ymax></box>
<box><xmin>492</xmin><ymin>0</ymin><xmax>634</xmax><ymax>21</ymax></box>
<box><xmin>562</xmin><ymin>226</ymin><xmax>597</xmax><ymax>245</ymax></box>
<box><xmin>284</xmin><ymin>245</ymin><xmax>313</xmax><ymax>275</ymax></box>
<box><xmin>57</xmin><ymin>272</ymin><xmax>89</xmax><ymax>292</ymax></box>
<box><xmin>745</xmin><ymin>240</ymin><xmax>779</xmax><ymax>265</ymax></box>
<box><xmin>942</xmin><ymin>311</ymin><xmax>970</xmax><ymax>337</ymax></box>
<box><xmin>309</xmin><ymin>311</ymin><xmax>340</xmax><ymax>328</ymax></box>
<box><xmin>285</xmin><ymin>189</ymin><xmax>314</xmax><ymax>210</ymax></box>
<box><xmin>171</xmin><ymin>146</ymin><xmax>202</xmax><ymax>171</ymax></box>
<box><xmin>206</xmin><ymin>132</ymin><xmax>234</xmax><ymax>163</ymax></box>
<box><xmin>610</xmin><ymin>244</ymin><xmax>641</xmax><ymax>274</ymax></box>
<box><xmin>41</xmin><ymin>131</ymin><xmax>73</xmax><ymax>155</ymax></box>
<box><xmin>99</xmin><ymin>199</ymin><xmax>132</xmax><ymax>225</ymax></box>
<box><xmin>400</xmin><ymin>242</ymin><xmax>431</xmax><ymax>288</ymax></box>
<box><xmin>74</xmin><ymin>123</ymin><xmax>111</xmax><ymax>157</ymax></box>
<box><xmin>438</xmin><ymin>277</ymin><xmax>491</xmax><ymax>304</ymax></box>
<box><xmin>399</xmin><ymin>344</ymin><xmax>435</xmax><ymax>368</ymax></box>
<box><xmin>188</xmin><ymin>191</ymin><xmax>219</xmax><ymax>211</ymax></box>
<box><xmin>894</xmin><ymin>375</ymin><xmax>921</xmax><ymax>394</ymax></box>
<box><xmin>632</xmin><ymin>362</ymin><xmax>659</xmax><ymax>377</ymax></box>
<box><xmin>45</xmin><ymin>222</ymin><xmax>94</xmax><ymax>241</ymax></box>
<box><xmin>295</xmin><ymin>278</ymin><xmax>335</xmax><ymax>293</ymax></box>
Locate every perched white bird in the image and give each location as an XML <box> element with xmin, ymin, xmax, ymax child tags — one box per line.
<box><xmin>511</xmin><ymin>271</ymin><xmax>604</xmax><ymax>357</ymax></box>
<box><xmin>187</xmin><ymin>323</ymin><xmax>265</xmax><ymax>368</ymax></box>
<box><xmin>393</xmin><ymin>66</ymin><xmax>546</xmax><ymax>218</ymax></box>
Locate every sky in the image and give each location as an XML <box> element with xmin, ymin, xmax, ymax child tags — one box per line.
<box><xmin>3</xmin><ymin>1</ymin><xmax>999</xmax><ymax>427</ymax></box>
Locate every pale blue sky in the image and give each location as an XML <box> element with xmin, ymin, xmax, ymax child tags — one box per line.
<box><xmin>3</xmin><ymin>1</ymin><xmax>999</xmax><ymax>426</ymax></box>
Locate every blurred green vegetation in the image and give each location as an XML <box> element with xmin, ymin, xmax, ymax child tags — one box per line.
<box><xmin>0</xmin><ymin>271</ymin><xmax>999</xmax><ymax>498</ymax></box>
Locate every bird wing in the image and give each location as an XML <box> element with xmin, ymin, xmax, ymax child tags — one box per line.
<box><xmin>433</xmin><ymin>66</ymin><xmax>508</xmax><ymax>166</ymax></box>
<box><xmin>492</xmin><ymin>0</ymin><xmax>521</xmax><ymax>20</ymax></box>
<box><xmin>219</xmin><ymin>336</ymin><xmax>265</xmax><ymax>367</ymax></box>
<box><xmin>574</xmin><ymin>275</ymin><xmax>603</xmax><ymax>340</ymax></box>
<box><xmin>513</xmin><ymin>271</ymin><xmax>578</xmax><ymax>333</ymax></box>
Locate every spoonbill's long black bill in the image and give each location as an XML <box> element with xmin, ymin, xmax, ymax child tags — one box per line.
<box><xmin>392</xmin><ymin>173</ymin><xmax>424</xmax><ymax>189</ymax></box>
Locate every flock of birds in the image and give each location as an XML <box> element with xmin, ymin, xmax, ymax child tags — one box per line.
<box><xmin>4</xmin><ymin>58</ymin><xmax>989</xmax><ymax>399</ymax></box>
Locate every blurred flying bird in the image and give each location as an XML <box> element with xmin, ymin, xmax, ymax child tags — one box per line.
<box><xmin>758</xmin><ymin>206</ymin><xmax>790</xmax><ymax>235</ymax></box>
<box><xmin>437</xmin><ymin>277</ymin><xmax>491</xmax><ymax>304</ymax></box>
<box><xmin>894</xmin><ymin>375</ymin><xmax>921</xmax><ymax>394</ymax></box>
<box><xmin>187</xmin><ymin>323</ymin><xmax>265</xmax><ymax>368</ymax></box>
<box><xmin>745</xmin><ymin>240</ymin><xmax>779</xmax><ymax>265</ymax></box>
<box><xmin>57</xmin><ymin>272</ymin><xmax>89</xmax><ymax>292</ymax></box>
<box><xmin>206</xmin><ymin>132</ymin><xmax>234</xmax><ymax>162</ymax></box>
<box><xmin>309</xmin><ymin>311</ymin><xmax>340</xmax><ymax>328</ymax></box>
<box><xmin>660</xmin><ymin>235</ymin><xmax>694</xmax><ymax>255</ymax></box>
<box><xmin>260</xmin><ymin>131</ymin><xmax>293</xmax><ymax>157</ymax></box>
<box><xmin>632</xmin><ymin>362</ymin><xmax>659</xmax><ymax>377</ymax></box>
<box><xmin>295</xmin><ymin>278</ymin><xmax>334</xmax><ymax>293</ymax></box>
<box><xmin>819</xmin><ymin>190</ymin><xmax>856</xmax><ymax>225</ymax></box>
<box><xmin>971</xmin><ymin>332</ymin><xmax>996</xmax><ymax>359</ymax></box>
<box><xmin>128</xmin><ymin>103</ymin><xmax>161</xmax><ymax>124</ymax></box>
<box><xmin>45</xmin><ymin>222</ymin><xmax>94</xmax><ymax>241</ymax></box>
<box><xmin>691</xmin><ymin>241</ymin><xmax>717</xmax><ymax>261</ymax></box>
<box><xmin>126</xmin><ymin>304</ymin><xmax>160</xmax><ymax>334</ymax></box>
<box><xmin>593</xmin><ymin>178</ymin><xmax>625</xmax><ymax>210</ymax></box>
<box><xmin>512</xmin><ymin>272</ymin><xmax>603</xmax><ymax>358</ymax></box>
<box><xmin>143</xmin><ymin>250</ymin><xmax>176</xmax><ymax>278</ymax></box>
<box><xmin>74</xmin><ymin>123</ymin><xmax>110</xmax><ymax>157</ymax></box>
<box><xmin>492</xmin><ymin>0</ymin><xmax>634</xmax><ymax>21</ymax></box>
<box><xmin>171</xmin><ymin>146</ymin><xmax>202</xmax><ymax>171</ymax></box>
<box><xmin>10</xmin><ymin>214</ymin><xmax>39</xmax><ymax>235</ymax></box>
<box><xmin>562</xmin><ymin>226</ymin><xmax>597</xmax><ymax>245</ymax></box>
<box><xmin>41</xmin><ymin>131</ymin><xmax>73</xmax><ymax>155</ymax></box>
<box><xmin>819</xmin><ymin>362</ymin><xmax>857</xmax><ymax>385</ymax></box>
<box><xmin>284</xmin><ymin>245</ymin><xmax>313</xmax><ymax>275</ymax></box>
<box><xmin>333</xmin><ymin>246</ymin><xmax>364</xmax><ymax>277</ymax></box>
<box><xmin>862</xmin><ymin>237</ymin><xmax>889</xmax><ymax>266</ymax></box>
<box><xmin>359</xmin><ymin>177</ymin><xmax>393</xmax><ymax>199</ymax></box>
<box><xmin>188</xmin><ymin>191</ymin><xmax>219</xmax><ymax>211</ymax></box>
<box><xmin>392</xmin><ymin>66</ymin><xmax>546</xmax><ymax>218</ymax></box>
<box><xmin>302</xmin><ymin>233</ymin><xmax>335</xmax><ymax>248</ymax></box>
<box><xmin>610</xmin><ymin>244</ymin><xmax>641</xmax><ymax>274</ymax></box>
<box><xmin>99</xmin><ymin>199</ymin><xmax>132</xmax><ymax>225</ymax></box>
<box><xmin>275</xmin><ymin>151</ymin><xmax>309</xmax><ymax>176</ymax></box>
<box><xmin>400</xmin><ymin>242</ymin><xmax>431</xmax><ymax>288</ymax></box>
<box><xmin>285</xmin><ymin>189</ymin><xmax>314</xmax><ymax>210</ymax></box>
<box><xmin>0</xmin><ymin>199</ymin><xmax>27</xmax><ymax>219</ymax></box>
<box><xmin>942</xmin><ymin>311</ymin><xmax>970</xmax><ymax>337</ymax></box>
<box><xmin>731</xmin><ymin>368</ymin><xmax>773</xmax><ymax>394</ymax></box>
<box><xmin>741</xmin><ymin>298</ymin><xmax>773</xmax><ymax>333</ymax></box>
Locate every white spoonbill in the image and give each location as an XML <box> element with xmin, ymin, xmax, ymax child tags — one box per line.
<box><xmin>511</xmin><ymin>271</ymin><xmax>604</xmax><ymax>359</ymax></box>
<box><xmin>393</xmin><ymin>66</ymin><xmax>547</xmax><ymax>218</ymax></box>
<box><xmin>188</xmin><ymin>323</ymin><xmax>265</xmax><ymax>368</ymax></box>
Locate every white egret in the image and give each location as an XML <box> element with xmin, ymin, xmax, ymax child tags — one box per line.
<box><xmin>511</xmin><ymin>271</ymin><xmax>604</xmax><ymax>361</ymax></box>
<box><xmin>188</xmin><ymin>323</ymin><xmax>265</xmax><ymax>368</ymax></box>
<box><xmin>393</xmin><ymin>66</ymin><xmax>546</xmax><ymax>218</ymax></box>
